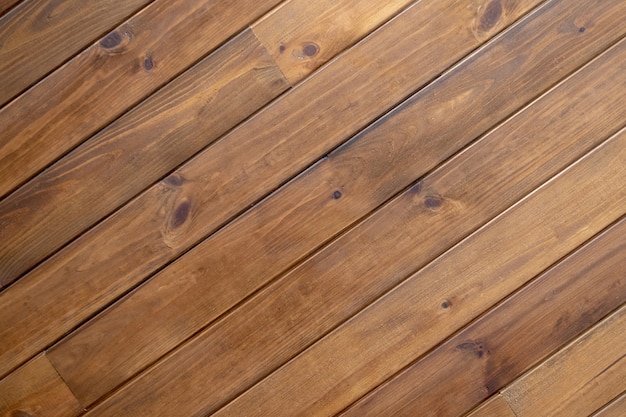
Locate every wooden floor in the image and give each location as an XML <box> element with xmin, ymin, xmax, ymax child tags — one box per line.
<box><xmin>0</xmin><ymin>0</ymin><xmax>624</xmax><ymax>415</ymax></box>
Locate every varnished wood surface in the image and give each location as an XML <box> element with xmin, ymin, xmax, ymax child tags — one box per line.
<box><xmin>0</xmin><ymin>0</ymin><xmax>624</xmax><ymax>415</ymax></box>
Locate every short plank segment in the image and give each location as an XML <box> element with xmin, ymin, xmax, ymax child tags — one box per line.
<box><xmin>593</xmin><ymin>392</ymin><xmax>626</xmax><ymax>417</ymax></box>
<box><xmin>0</xmin><ymin>0</ymin><xmax>283</xmax><ymax>201</ymax></box>
<box><xmin>210</xmin><ymin>131</ymin><xmax>626</xmax><ymax>416</ymax></box>
<box><xmin>48</xmin><ymin>0</ymin><xmax>591</xmax><ymax>405</ymax></box>
<box><xmin>465</xmin><ymin>395</ymin><xmax>517</xmax><ymax>417</ymax></box>
<box><xmin>0</xmin><ymin>0</ymin><xmax>153</xmax><ymax>106</ymax></box>
<box><xmin>0</xmin><ymin>0</ymin><xmax>544</xmax><ymax>382</ymax></box>
<box><xmin>0</xmin><ymin>29</ymin><xmax>290</xmax><ymax>289</ymax></box>
<box><xmin>501</xmin><ymin>305</ymin><xmax>626</xmax><ymax>417</ymax></box>
<box><xmin>342</xmin><ymin>216</ymin><xmax>626</xmax><ymax>416</ymax></box>
<box><xmin>252</xmin><ymin>0</ymin><xmax>415</xmax><ymax>84</ymax></box>
<box><xmin>83</xmin><ymin>47</ymin><xmax>626</xmax><ymax>417</ymax></box>
<box><xmin>0</xmin><ymin>354</ymin><xmax>83</xmax><ymax>417</ymax></box>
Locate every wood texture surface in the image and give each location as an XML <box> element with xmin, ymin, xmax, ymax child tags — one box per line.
<box><xmin>0</xmin><ymin>354</ymin><xmax>83</xmax><ymax>417</ymax></box>
<box><xmin>342</xmin><ymin>216</ymin><xmax>626</xmax><ymax>416</ymax></box>
<box><xmin>466</xmin><ymin>395</ymin><xmax>517</xmax><ymax>417</ymax></box>
<box><xmin>47</xmin><ymin>0</ymin><xmax>566</xmax><ymax>405</ymax></box>
<box><xmin>593</xmin><ymin>392</ymin><xmax>626</xmax><ymax>417</ymax></box>
<box><xmin>0</xmin><ymin>0</ymin><xmax>283</xmax><ymax>199</ymax></box>
<box><xmin>210</xmin><ymin>129</ymin><xmax>626</xmax><ymax>416</ymax></box>
<box><xmin>81</xmin><ymin>39</ymin><xmax>626</xmax><ymax>417</ymax></box>
<box><xmin>0</xmin><ymin>0</ymin><xmax>543</xmax><ymax>383</ymax></box>
<box><xmin>0</xmin><ymin>0</ymin><xmax>153</xmax><ymax>106</ymax></box>
<box><xmin>0</xmin><ymin>29</ymin><xmax>289</xmax><ymax>289</ymax></box>
<box><xmin>0</xmin><ymin>0</ymin><xmax>20</xmax><ymax>17</ymax></box>
<box><xmin>502</xmin><ymin>304</ymin><xmax>626</xmax><ymax>417</ymax></box>
<box><xmin>252</xmin><ymin>0</ymin><xmax>414</xmax><ymax>84</ymax></box>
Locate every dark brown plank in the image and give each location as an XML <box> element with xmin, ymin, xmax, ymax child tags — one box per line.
<box><xmin>342</xmin><ymin>217</ymin><xmax>626</xmax><ymax>416</ymax></box>
<box><xmin>0</xmin><ymin>0</ymin><xmax>20</xmax><ymax>17</ymax></box>
<box><xmin>501</xmin><ymin>304</ymin><xmax>626</xmax><ymax>417</ymax></box>
<box><xmin>593</xmin><ymin>392</ymin><xmax>626</xmax><ymax>417</ymax></box>
<box><xmin>466</xmin><ymin>395</ymin><xmax>517</xmax><ymax>417</ymax></box>
<box><xmin>0</xmin><ymin>0</ymin><xmax>542</xmax><ymax>381</ymax></box>
<box><xmin>0</xmin><ymin>29</ymin><xmax>289</xmax><ymax>289</ymax></box>
<box><xmin>0</xmin><ymin>0</ymin><xmax>283</xmax><ymax>199</ymax></box>
<box><xmin>0</xmin><ymin>0</ymin><xmax>153</xmax><ymax>106</ymax></box>
<box><xmin>252</xmin><ymin>0</ymin><xmax>415</xmax><ymax>84</ymax></box>
<box><xmin>81</xmin><ymin>29</ymin><xmax>626</xmax><ymax>417</ymax></box>
<box><xmin>211</xmin><ymin>130</ymin><xmax>626</xmax><ymax>416</ymax></box>
<box><xmin>0</xmin><ymin>354</ymin><xmax>83</xmax><ymax>417</ymax></box>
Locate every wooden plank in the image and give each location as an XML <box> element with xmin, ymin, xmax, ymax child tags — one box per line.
<box><xmin>341</xmin><ymin>216</ymin><xmax>626</xmax><ymax>416</ymax></box>
<box><xmin>0</xmin><ymin>0</ymin><xmax>20</xmax><ymax>17</ymax></box>
<box><xmin>0</xmin><ymin>0</ymin><xmax>545</xmax><ymax>380</ymax></box>
<box><xmin>81</xmin><ymin>44</ymin><xmax>626</xmax><ymax>417</ymax></box>
<box><xmin>593</xmin><ymin>392</ymin><xmax>626</xmax><ymax>417</ymax></box>
<box><xmin>0</xmin><ymin>0</ymin><xmax>283</xmax><ymax>200</ymax></box>
<box><xmin>0</xmin><ymin>354</ymin><xmax>83</xmax><ymax>417</ymax></box>
<box><xmin>44</xmin><ymin>0</ymin><xmax>576</xmax><ymax>405</ymax></box>
<box><xmin>252</xmin><ymin>0</ymin><xmax>415</xmax><ymax>84</ymax></box>
<box><xmin>209</xmin><ymin>130</ymin><xmax>626</xmax><ymax>416</ymax></box>
<box><xmin>0</xmin><ymin>0</ymin><xmax>153</xmax><ymax>106</ymax></box>
<box><xmin>501</xmin><ymin>305</ymin><xmax>626</xmax><ymax>417</ymax></box>
<box><xmin>465</xmin><ymin>395</ymin><xmax>517</xmax><ymax>417</ymax></box>
<box><xmin>0</xmin><ymin>28</ymin><xmax>289</xmax><ymax>289</ymax></box>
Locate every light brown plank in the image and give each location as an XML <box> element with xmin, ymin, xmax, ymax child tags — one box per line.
<box><xmin>82</xmin><ymin>44</ymin><xmax>626</xmax><ymax>417</ymax></box>
<box><xmin>0</xmin><ymin>0</ymin><xmax>543</xmax><ymax>382</ymax></box>
<box><xmin>0</xmin><ymin>28</ymin><xmax>289</xmax><ymax>289</ymax></box>
<box><xmin>252</xmin><ymin>0</ymin><xmax>414</xmax><ymax>84</ymax></box>
<box><xmin>342</xmin><ymin>216</ymin><xmax>626</xmax><ymax>416</ymax></box>
<box><xmin>0</xmin><ymin>0</ymin><xmax>284</xmax><ymax>200</ymax></box>
<box><xmin>47</xmin><ymin>0</ymin><xmax>570</xmax><ymax>405</ymax></box>
<box><xmin>211</xmin><ymin>129</ymin><xmax>626</xmax><ymax>416</ymax></box>
<box><xmin>0</xmin><ymin>0</ymin><xmax>153</xmax><ymax>106</ymax></box>
<box><xmin>466</xmin><ymin>395</ymin><xmax>517</xmax><ymax>417</ymax></box>
<box><xmin>593</xmin><ymin>392</ymin><xmax>626</xmax><ymax>417</ymax></box>
<box><xmin>502</xmin><ymin>305</ymin><xmax>626</xmax><ymax>417</ymax></box>
<box><xmin>0</xmin><ymin>354</ymin><xmax>82</xmax><ymax>417</ymax></box>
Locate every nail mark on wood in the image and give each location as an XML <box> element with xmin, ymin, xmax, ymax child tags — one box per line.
<box><xmin>144</xmin><ymin>55</ymin><xmax>155</xmax><ymax>71</ymax></box>
<box><xmin>100</xmin><ymin>31</ymin><xmax>122</xmax><ymax>48</ymax></box>
<box><xmin>424</xmin><ymin>195</ymin><xmax>442</xmax><ymax>210</ymax></box>
<box><xmin>479</xmin><ymin>0</ymin><xmax>502</xmax><ymax>31</ymax></box>
<box><xmin>441</xmin><ymin>300</ymin><xmax>451</xmax><ymax>309</ymax></box>
<box><xmin>172</xmin><ymin>201</ymin><xmax>191</xmax><ymax>228</ymax></box>
<box><xmin>579</xmin><ymin>27</ymin><xmax>586</xmax><ymax>33</ymax></box>
<box><xmin>302</xmin><ymin>42</ymin><xmax>319</xmax><ymax>57</ymax></box>
<box><xmin>457</xmin><ymin>341</ymin><xmax>490</xmax><ymax>359</ymax></box>
<box><xmin>279</xmin><ymin>44</ymin><xmax>286</xmax><ymax>53</ymax></box>
<box><xmin>333</xmin><ymin>190</ymin><xmax>342</xmax><ymax>199</ymax></box>
<box><xmin>164</xmin><ymin>173</ymin><xmax>185</xmax><ymax>187</ymax></box>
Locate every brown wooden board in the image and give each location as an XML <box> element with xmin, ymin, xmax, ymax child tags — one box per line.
<box><xmin>0</xmin><ymin>0</ymin><xmax>283</xmax><ymax>200</ymax></box>
<box><xmin>502</xmin><ymin>304</ymin><xmax>626</xmax><ymax>417</ymax></box>
<box><xmin>0</xmin><ymin>0</ymin><xmax>544</xmax><ymax>382</ymax></box>
<box><xmin>592</xmin><ymin>392</ymin><xmax>626</xmax><ymax>417</ymax></box>
<box><xmin>341</xmin><ymin>217</ymin><xmax>626</xmax><ymax>416</ymax></box>
<box><xmin>81</xmin><ymin>43</ymin><xmax>626</xmax><ymax>417</ymax></box>
<box><xmin>0</xmin><ymin>29</ymin><xmax>289</xmax><ymax>289</ymax></box>
<box><xmin>252</xmin><ymin>0</ymin><xmax>415</xmax><ymax>84</ymax></box>
<box><xmin>0</xmin><ymin>354</ymin><xmax>83</xmax><ymax>417</ymax></box>
<box><xmin>0</xmin><ymin>0</ymin><xmax>154</xmax><ymax>106</ymax></box>
<box><xmin>465</xmin><ymin>395</ymin><xmax>517</xmax><ymax>417</ymax></box>
<box><xmin>210</xmin><ymin>130</ymin><xmax>626</xmax><ymax>416</ymax></box>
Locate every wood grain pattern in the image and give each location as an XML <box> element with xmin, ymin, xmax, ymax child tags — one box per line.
<box><xmin>465</xmin><ymin>395</ymin><xmax>517</xmax><ymax>417</ymax></box>
<box><xmin>0</xmin><ymin>354</ymin><xmax>82</xmax><ymax>417</ymax></box>
<box><xmin>82</xmin><ymin>46</ymin><xmax>626</xmax><ymax>417</ymax></box>
<box><xmin>0</xmin><ymin>0</ymin><xmax>283</xmax><ymax>199</ymax></box>
<box><xmin>0</xmin><ymin>0</ymin><xmax>153</xmax><ymax>106</ymax></box>
<box><xmin>593</xmin><ymin>392</ymin><xmax>626</xmax><ymax>417</ymax></box>
<box><xmin>502</xmin><ymin>304</ymin><xmax>626</xmax><ymax>417</ymax></box>
<box><xmin>211</xmin><ymin>128</ymin><xmax>626</xmax><ymax>417</ymax></box>
<box><xmin>48</xmin><ymin>0</ymin><xmax>567</xmax><ymax>405</ymax></box>
<box><xmin>252</xmin><ymin>0</ymin><xmax>415</xmax><ymax>84</ymax></box>
<box><xmin>0</xmin><ymin>0</ymin><xmax>20</xmax><ymax>17</ymax></box>
<box><xmin>0</xmin><ymin>0</ymin><xmax>541</xmax><ymax>383</ymax></box>
<box><xmin>0</xmin><ymin>29</ymin><xmax>289</xmax><ymax>289</ymax></box>
<box><xmin>342</xmin><ymin>216</ymin><xmax>626</xmax><ymax>416</ymax></box>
